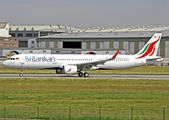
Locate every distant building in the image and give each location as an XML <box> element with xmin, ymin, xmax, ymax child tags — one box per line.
<box><xmin>9</xmin><ymin>25</ymin><xmax>79</xmax><ymax>47</ymax></box>
<box><xmin>0</xmin><ymin>23</ymin><xmax>18</xmax><ymax>48</ymax></box>
<box><xmin>0</xmin><ymin>37</ymin><xmax>18</xmax><ymax>48</ymax></box>
<box><xmin>0</xmin><ymin>23</ymin><xmax>11</xmax><ymax>37</ymax></box>
<box><xmin>36</xmin><ymin>25</ymin><xmax>169</xmax><ymax>58</ymax></box>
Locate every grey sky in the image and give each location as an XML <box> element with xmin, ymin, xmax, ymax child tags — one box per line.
<box><xmin>1</xmin><ymin>0</ymin><xmax>169</xmax><ymax>28</ymax></box>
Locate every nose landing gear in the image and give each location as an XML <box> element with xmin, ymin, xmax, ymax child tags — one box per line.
<box><xmin>19</xmin><ymin>69</ymin><xmax>23</xmax><ymax>77</ymax></box>
<box><xmin>19</xmin><ymin>63</ymin><xmax>23</xmax><ymax>77</ymax></box>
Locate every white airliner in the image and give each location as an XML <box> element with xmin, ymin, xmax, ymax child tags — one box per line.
<box><xmin>2</xmin><ymin>33</ymin><xmax>162</xmax><ymax>77</ymax></box>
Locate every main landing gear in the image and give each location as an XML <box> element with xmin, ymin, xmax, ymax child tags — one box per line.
<box><xmin>78</xmin><ymin>71</ymin><xmax>89</xmax><ymax>77</ymax></box>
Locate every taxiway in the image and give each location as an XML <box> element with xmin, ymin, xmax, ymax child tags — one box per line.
<box><xmin>0</xmin><ymin>74</ymin><xmax>169</xmax><ymax>80</ymax></box>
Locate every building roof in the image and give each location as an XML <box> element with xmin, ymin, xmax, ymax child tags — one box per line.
<box><xmin>38</xmin><ymin>29</ymin><xmax>169</xmax><ymax>40</ymax></box>
<box><xmin>9</xmin><ymin>25</ymin><xmax>80</xmax><ymax>31</ymax></box>
<box><xmin>80</xmin><ymin>25</ymin><xmax>169</xmax><ymax>32</ymax></box>
<box><xmin>36</xmin><ymin>25</ymin><xmax>169</xmax><ymax>40</ymax></box>
<box><xmin>0</xmin><ymin>23</ymin><xmax>7</xmax><ymax>29</ymax></box>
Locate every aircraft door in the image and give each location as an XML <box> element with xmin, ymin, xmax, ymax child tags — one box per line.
<box><xmin>19</xmin><ymin>55</ymin><xmax>25</xmax><ymax>64</ymax></box>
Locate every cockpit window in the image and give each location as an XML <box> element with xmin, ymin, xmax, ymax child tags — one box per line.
<box><xmin>9</xmin><ymin>58</ymin><xmax>19</xmax><ymax>60</ymax></box>
<box><xmin>10</xmin><ymin>58</ymin><xmax>15</xmax><ymax>60</ymax></box>
<box><xmin>6</xmin><ymin>51</ymin><xmax>19</xmax><ymax>59</ymax></box>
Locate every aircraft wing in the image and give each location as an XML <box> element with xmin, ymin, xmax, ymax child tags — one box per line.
<box><xmin>69</xmin><ymin>50</ymin><xmax>119</xmax><ymax>70</ymax></box>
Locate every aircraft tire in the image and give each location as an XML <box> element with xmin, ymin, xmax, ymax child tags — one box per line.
<box><xmin>78</xmin><ymin>72</ymin><xmax>83</xmax><ymax>77</ymax></box>
<box><xmin>19</xmin><ymin>73</ymin><xmax>23</xmax><ymax>77</ymax></box>
<box><xmin>84</xmin><ymin>72</ymin><xmax>89</xmax><ymax>77</ymax></box>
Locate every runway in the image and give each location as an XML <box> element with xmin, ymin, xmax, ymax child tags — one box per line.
<box><xmin>0</xmin><ymin>74</ymin><xmax>169</xmax><ymax>80</ymax></box>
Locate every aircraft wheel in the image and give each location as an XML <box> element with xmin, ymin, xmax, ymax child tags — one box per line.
<box><xmin>78</xmin><ymin>72</ymin><xmax>83</xmax><ymax>77</ymax></box>
<box><xmin>84</xmin><ymin>72</ymin><xmax>89</xmax><ymax>77</ymax></box>
<box><xmin>19</xmin><ymin>73</ymin><xmax>23</xmax><ymax>77</ymax></box>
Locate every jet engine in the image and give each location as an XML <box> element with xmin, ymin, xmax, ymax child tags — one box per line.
<box><xmin>56</xmin><ymin>65</ymin><xmax>77</xmax><ymax>74</ymax></box>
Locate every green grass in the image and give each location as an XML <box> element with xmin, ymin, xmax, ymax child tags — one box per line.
<box><xmin>0</xmin><ymin>78</ymin><xmax>169</xmax><ymax>119</ymax></box>
<box><xmin>1</xmin><ymin>65</ymin><xmax>169</xmax><ymax>75</ymax></box>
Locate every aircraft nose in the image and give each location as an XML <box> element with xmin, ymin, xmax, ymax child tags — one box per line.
<box><xmin>2</xmin><ymin>61</ymin><xmax>8</xmax><ymax>67</ymax></box>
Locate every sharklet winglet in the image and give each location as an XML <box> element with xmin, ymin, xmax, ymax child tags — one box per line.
<box><xmin>112</xmin><ymin>50</ymin><xmax>119</xmax><ymax>59</ymax></box>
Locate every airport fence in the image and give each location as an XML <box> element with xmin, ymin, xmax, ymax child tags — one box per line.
<box><xmin>0</xmin><ymin>106</ymin><xmax>168</xmax><ymax>120</ymax></box>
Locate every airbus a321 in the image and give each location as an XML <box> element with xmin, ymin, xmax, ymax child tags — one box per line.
<box><xmin>2</xmin><ymin>33</ymin><xmax>162</xmax><ymax>77</ymax></box>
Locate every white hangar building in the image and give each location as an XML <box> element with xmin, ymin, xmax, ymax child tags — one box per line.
<box><xmin>34</xmin><ymin>25</ymin><xmax>169</xmax><ymax>59</ymax></box>
<box><xmin>0</xmin><ymin>23</ymin><xmax>11</xmax><ymax>37</ymax></box>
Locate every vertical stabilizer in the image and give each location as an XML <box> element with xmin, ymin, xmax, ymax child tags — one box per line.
<box><xmin>135</xmin><ymin>33</ymin><xmax>162</xmax><ymax>59</ymax></box>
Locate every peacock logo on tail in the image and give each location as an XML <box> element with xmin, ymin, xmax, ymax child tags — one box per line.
<box><xmin>136</xmin><ymin>35</ymin><xmax>161</xmax><ymax>59</ymax></box>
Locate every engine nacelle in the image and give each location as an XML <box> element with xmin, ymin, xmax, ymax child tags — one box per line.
<box><xmin>64</xmin><ymin>65</ymin><xmax>77</xmax><ymax>74</ymax></box>
<box><xmin>55</xmin><ymin>65</ymin><xmax>77</xmax><ymax>74</ymax></box>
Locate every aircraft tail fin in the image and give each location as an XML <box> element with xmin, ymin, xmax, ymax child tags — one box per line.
<box><xmin>135</xmin><ymin>33</ymin><xmax>162</xmax><ymax>59</ymax></box>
